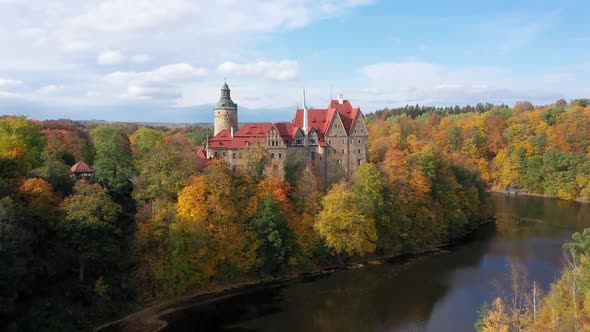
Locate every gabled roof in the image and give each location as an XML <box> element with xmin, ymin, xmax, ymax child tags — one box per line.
<box><xmin>234</xmin><ymin>123</ymin><xmax>274</xmax><ymax>138</ymax></box>
<box><xmin>273</xmin><ymin>122</ymin><xmax>297</xmax><ymax>138</ymax></box>
<box><xmin>291</xmin><ymin>100</ymin><xmax>360</xmax><ymax>135</ymax></box>
<box><xmin>208</xmin><ymin>99</ymin><xmax>362</xmax><ymax>150</ymax></box>
<box><xmin>70</xmin><ymin>161</ymin><xmax>94</xmax><ymax>173</ymax></box>
<box><xmin>329</xmin><ymin>100</ymin><xmax>360</xmax><ymax>135</ymax></box>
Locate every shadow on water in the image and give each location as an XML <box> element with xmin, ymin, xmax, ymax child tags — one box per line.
<box><xmin>159</xmin><ymin>194</ymin><xmax>590</xmax><ymax>332</ymax></box>
<box><xmin>161</xmin><ymin>224</ymin><xmax>496</xmax><ymax>332</ymax></box>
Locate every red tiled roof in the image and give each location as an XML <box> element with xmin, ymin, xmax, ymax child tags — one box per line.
<box><xmin>196</xmin><ymin>146</ymin><xmax>208</xmax><ymax>160</ymax></box>
<box><xmin>208</xmin><ymin>99</ymin><xmax>361</xmax><ymax>150</ymax></box>
<box><xmin>70</xmin><ymin>161</ymin><xmax>94</xmax><ymax>173</ymax></box>
<box><xmin>329</xmin><ymin>100</ymin><xmax>360</xmax><ymax>135</ymax></box>
<box><xmin>234</xmin><ymin>123</ymin><xmax>274</xmax><ymax>138</ymax></box>
<box><xmin>273</xmin><ymin>122</ymin><xmax>297</xmax><ymax>138</ymax></box>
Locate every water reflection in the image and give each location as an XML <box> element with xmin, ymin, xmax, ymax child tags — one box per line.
<box><xmin>162</xmin><ymin>194</ymin><xmax>590</xmax><ymax>332</ymax></box>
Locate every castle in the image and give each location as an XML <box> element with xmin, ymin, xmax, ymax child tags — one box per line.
<box><xmin>206</xmin><ymin>81</ymin><xmax>368</xmax><ymax>187</ymax></box>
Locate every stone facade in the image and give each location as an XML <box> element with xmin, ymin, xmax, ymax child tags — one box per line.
<box><xmin>206</xmin><ymin>83</ymin><xmax>368</xmax><ymax>188</ymax></box>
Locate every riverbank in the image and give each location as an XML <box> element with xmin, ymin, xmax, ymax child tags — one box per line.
<box><xmin>95</xmin><ymin>220</ymin><xmax>493</xmax><ymax>332</ymax></box>
<box><xmin>488</xmin><ymin>188</ymin><xmax>590</xmax><ymax>204</ymax></box>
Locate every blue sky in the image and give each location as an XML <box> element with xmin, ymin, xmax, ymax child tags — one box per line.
<box><xmin>0</xmin><ymin>0</ymin><xmax>588</xmax><ymax>123</ymax></box>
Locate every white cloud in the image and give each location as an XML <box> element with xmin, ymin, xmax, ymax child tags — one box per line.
<box><xmin>0</xmin><ymin>78</ymin><xmax>22</xmax><ymax>89</ymax></box>
<box><xmin>130</xmin><ymin>54</ymin><xmax>151</xmax><ymax>63</ymax></box>
<box><xmin>357</xmin><ymin>60</ymin><xmax>577</xmax><ymax>108</ymax></box>
<box><xmin>98</xmin><ymin>50</ymin><xmax>127</xmax><ymax>65</ymax></box>
<box><xmin>218</xmin><ymin>60</ymin><xmax>298</xmax><ymax>81</ymax></box>
<box><xmin>104</xmin><ymin>63</ymin><xmax>206</xmax><ymax>100</ymax></box>
<box><xmin>0</xmin><ymin>0</ymin><xmax>372</xmax><ymax>115</ymax></box>
<box><xmin>37</xmin><ymin>85</ymin><xmax>59</xmax><ymax>95</ymax></box>
<box><xmin>67</xmin><ymin>0</ymin><xmax>195</xmax><ymax>34</ymax></box>
<box><xmin>106</xmin><ymin>63</ymin><xmax>207</xmax><ymax>85</ymax></box>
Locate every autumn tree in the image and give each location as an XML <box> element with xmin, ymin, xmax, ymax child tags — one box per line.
<box><xmin>351</xmin><ymin>162</ymin><xmax>395</xmax><ymax>251</ymax></box>
<box><xmin>91</xmin><ymin>125</ymin><xmax>133</xmax><ymax>195</ymax></box>
<box><xmin>132</xmin><ymin>133</ymin><xmax>199</xmax><ymax>208</ymax></box>
<box><xmin>289</xmin><ymin>167</ymin><xmax>326</xmax><ymax>269</ymax></box>
<box><xmin>61</xmin><ymin>180</ymin><xmax>122</xmax><ymax>281</ymax></box>
<box><xmin>251</xmin><ymin>195</ymin><xmax>293</xmax><ymax>273</ymax></box>
<box><xmin>0</xmin><ymin>116</ymin><xmax>45</xmax><ymax>172</ymax></box>
<box><xmin>162</xmin><ymin>161</ymin><xmax>259</xmax><ymax>293</ymax></box>
<box><xmin>315</xmin><ymin>181</ymin><xmax>377</xmax><ymax>257</ymax></box>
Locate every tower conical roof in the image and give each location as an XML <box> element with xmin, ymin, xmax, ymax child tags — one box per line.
<box><xmin>215</xmin><ymin>80</ymin><xmax>237</xmax><ymax>110</ymax></box>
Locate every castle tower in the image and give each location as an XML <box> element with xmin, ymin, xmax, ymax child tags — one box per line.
<box><xmin>213</xmin><ymin>80</ymin><xmax>238</xmax><ymax>136</ymax></box>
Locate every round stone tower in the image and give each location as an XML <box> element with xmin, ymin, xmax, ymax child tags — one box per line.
<box><xmin>213</xmin><ymin>80</ymin><xmax>238</xmax><ymax>136</ymax></box>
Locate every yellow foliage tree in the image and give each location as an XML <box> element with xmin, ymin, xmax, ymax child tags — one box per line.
<box><xmin>315</xmin><ymin>182</ymin><xmax>377</xmax><ymax>256</ymax></box>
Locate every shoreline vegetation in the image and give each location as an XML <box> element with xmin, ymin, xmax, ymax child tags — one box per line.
<box><xmin>476</xmin><ymin>228</ymin><xmax>590</xmax><ymax>331</ymax></box>
<box><xmin>96</xmin><ymin>219</ymin><xmax>495</xmax><ymax>332</ymax></box>
<box><xmin>2</xmin><ymin>98</ymin><xmax>590</xmax><ymax>331</ymax></box>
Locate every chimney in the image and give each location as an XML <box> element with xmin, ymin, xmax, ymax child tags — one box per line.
<box><xmin>337</xmin><ymin>94</ymin><xmax>344</xmax><ymax>104</ymax></box>
<box><xmin>230</xmin><ymin>126</ymin><xmax>234</xmax><ymax>138</ymax></box>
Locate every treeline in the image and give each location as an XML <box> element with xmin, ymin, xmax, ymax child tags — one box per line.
<box><xmin>366</xmin><ymin>98</ymin><xmax>590</xmax><ymax>200</ymax></box>
<box><xmin>0</xmin><ymin>115</ymin><xmax>489</xmax><ymax>331</ymax></box>
<box><xmin>0</xmin><ymin>118</ymin><xmax>209</xmax><ymax>331</ymax></box>
<box><xmin>373</xmin><ymin>102</ymin><xmax>504</xmax><ymax>119</ymax></box>
<box><xmin>476</xmin><ymin>229</ymin><xmax>590</xmax><ymax>331</ymax></box>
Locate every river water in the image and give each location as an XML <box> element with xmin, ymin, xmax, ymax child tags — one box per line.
<box><xmin>162</xmin><ymin>194</ymin><xmax>590</xmax><ymax>332</ymax></box>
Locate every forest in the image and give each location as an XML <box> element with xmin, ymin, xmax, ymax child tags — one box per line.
<box><xmin>1</xmin><ymin>96</ymin><xmax>589</xmax><ymax>330</ymax></box>
<box><xmin>369</xmin><ymin>98</ymin><xmax>590</xmax><ymax>200</ymax></box>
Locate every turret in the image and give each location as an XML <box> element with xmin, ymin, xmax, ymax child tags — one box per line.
<box><xmin>213</xmin><ymin>80</ymin><xmax>238</xmax><ymax>136</ymax></box>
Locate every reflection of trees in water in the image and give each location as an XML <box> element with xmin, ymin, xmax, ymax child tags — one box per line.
<box><xmin>230</xmin><ymin>238</ymin><xmax>492</xmax><ymax>332</ymax></box>
<box><xmin>492</xmin><ymin>194</ymin><xmax>590</xmax><ymax>241</ymax></box>
<box><xmin>161</xmin><ymin>237</ymin><xmax>491</xmax><ymax>332</ymax></box>
<box><xmin>161</xmin><ymin>195</ymin><xmax>590</xmax><ymax>332</ymax></box>
<box><xmin>160</xmin><ymin>285</ymin><xmax>285</xmax><ymax>332</ymax></box>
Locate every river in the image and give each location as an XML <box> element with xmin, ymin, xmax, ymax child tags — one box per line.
<box><xmin>160</xmin><ymin>193</ymin><xmax>590</xmax><ymax>332</ymax></box>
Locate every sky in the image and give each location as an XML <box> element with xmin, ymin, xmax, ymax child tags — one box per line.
<box><xmin>0</xmin><ymin>0</ymin><xmax>589</xmax><ymax>123</ymax></box>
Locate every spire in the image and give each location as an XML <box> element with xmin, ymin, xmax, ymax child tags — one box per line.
<box><xmin>303</xmin><ymin>89</ymin><xmax>308</xmax><ymax>135</ymax></box>
<box><xmin>216</xmin><ymin>80</ymin><xmax>236</xmax><ymax>110</ymax></box>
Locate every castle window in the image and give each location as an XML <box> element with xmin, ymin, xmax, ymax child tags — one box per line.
<box><xmin>341</xmin><ymin>149</ymin><xmax>344</xmax><ymax>154</ymax></box>
<box><xmin>337</xmin><ymin>159</ymin><xmax>342</xmax><ymax>164</ymax></box>
<box><xmin>279</xmin><ymin>153</ymin><xmax>282</xmax><ymax>158</ymax></box>
<box><xmin>271</xmin><ymin>153</ymin><xmax>275</xmax><ymax>158</ymax></box>
<box><xmin>358</xmin><ymin>159</ymin><xmax>362</xmax><ymax>165</ymax></box>
<box><xmin>222</xmin><ymin>152</ymin><xmax>226</xmax><ymax>157</ymax></box>
<box><xmin>320</xmin><ymin>156</ymin><xmax>322</xmax><ymax>161</ymax></box>
<box><xmin>358</xmin><ymin>149</ymin><xmax>361</xmax><ymax>154</ymax></box>
<box><xmin>358</xmin><ymin>139</ymin><xmax>361</xmax><ymax>144</ymax></box>
<box><xmin>328</xmin><ymin>139</ymin><xmax>331</xmax><ymax>144</ymax></box>
<box><xmin>232</xmin><ymin>153</ymin><xmax>236</xmax><ymax>159</ymax></box>
<box><xmin>214</xmin><ymin>152</ymin><xmax>218</xmax><ymax>157</ymax></box>
<box><xmin>342</xmin><ymin>139</ymin><xmax>344</xmax><ymax>144</ymax></box>
<box><xmin>239</xmin><ymin>153</ymin><xmax>242</xmax><ymax>158</ymax></box>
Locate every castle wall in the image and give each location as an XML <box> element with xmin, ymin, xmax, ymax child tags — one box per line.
<box><xmin>324</xmin><ymin>114</ymin><xmax>349</xmax><ymax>187</ymax></box>
<box><xmin>347</xmin><ymin>113</ymin><xmax>369</xmax><ymax>177</ymax></box>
